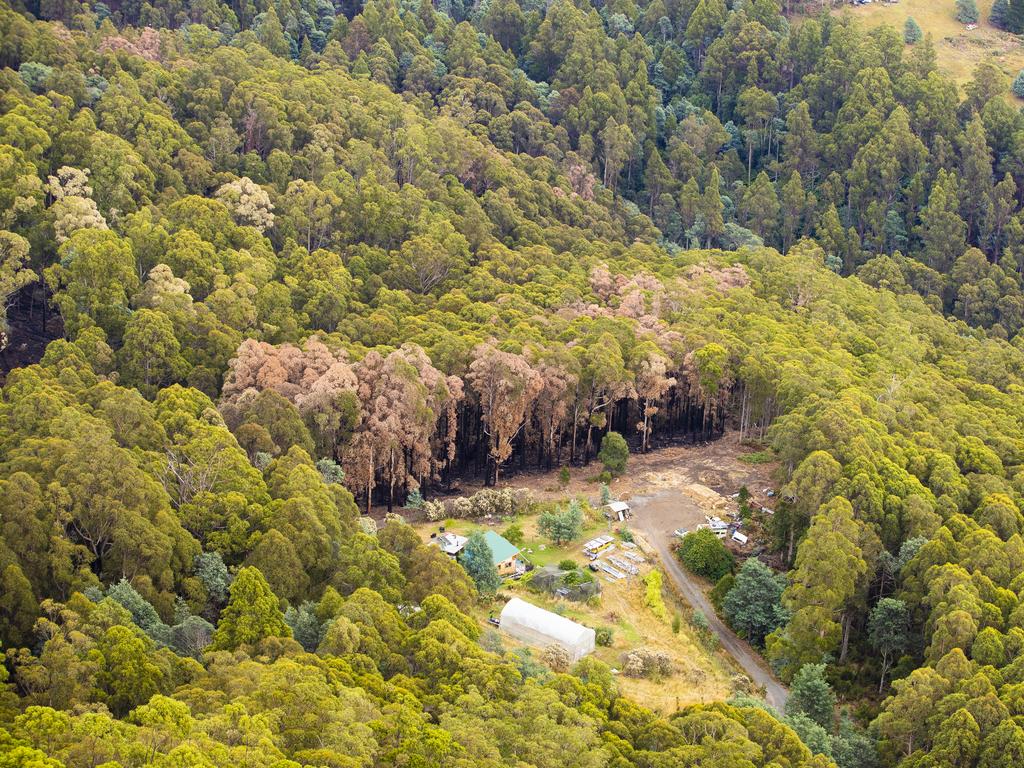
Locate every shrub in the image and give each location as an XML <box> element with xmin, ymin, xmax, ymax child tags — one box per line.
<box><xmin>955</xmin><ymin>0</ymin><xmax>979</xmax><ymax>23</ymax></box>
<box><xmin>558</xmin><ymin>558</ymin><xmax>577</xmax><ymax>571</ymax></box>
<box><xmin>618</xmin><ymin>527</ymin><xmax>634</xmax><ymax>543</ymax></box>
<box><xmin>672</xmin><ymin>614</ymin><xmax>681</xmax><ymax>634</ymax></box>
<box><xmin>558</xmin><ymin>466</ymin><xmax>571</xmax><ymax>487</ymax></box>
<box><xmin>404</xmin><ymin>488</ymin><xmax>424</xmax><ymax>508</ymax></box>
<box><xmin>1014</xmin><ymin>70</ymin><xmax>1024</xmax><ymax>99</ymax></box>
<box><xmin>542</xmin><ymin>643</ymin><xmax>572</xmax><ymax>672</ymax></box>
<box><xmin>710</xmin><ymin>572</ymin><xmax>736</xmax><ymax>609</ymax></box>
<box><xmin>738</xmin><ymin>450</ymin><xmax>773</xmax><ymax>464</ymax></box>
<box><xmin>678</xmin><ymin>529</ymin><xmax>735</xmax><ymax>582</ymax></box>
<box><xmin>502</xmin><ymin>523</ymin><xmax>525</xmax><ymax>547</ymax></box>
<box><xmin>903</xmin><ymin>17</ymin><xmax>922</xmax><ymax>44</ymax></box>
<box><xmin>991</xmin><ymin>0</ymin><xmax>1010</xmax><ymax>29</ymax></box>
<box><xmin>423</xmin><ymin>500</ymin><xmax>447</xmax><ymax>521</ymax></box>
<box><xmin>642</xmin><ymin>570</ymin><xmax>668</xmax><ymax>621</ymax></box>
<box><xmin>429</xmin><ymin>488</ymin><xmax>531</xmax><ymax>522</ymax></box>
<box><xmin>599</xmin><ymin>483</ymin><xmax>611</xmax><ymax>505</ymax></box>
<box><xmin>538</xmin><ymin>500</ymin><xmax>584</xmax><ymax>544</ymax></box>
<box><xmin>622</xmin><ymin>647</ymin><xmax>673</xmax><ymax>679</ymax></box>
<box><xmin>598</xmin><ymin>432</ymin><xmax>629</xmax><ymax>475</ymax></box>
<box><xmin>596</xmin><ymin>626</ymin><xmax>615</xmax><ymax>646</ymax></box>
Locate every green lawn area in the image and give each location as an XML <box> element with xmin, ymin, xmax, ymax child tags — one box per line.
<box><xmin>425</xmin><ymin>512</ymin><xmax>612</xmax><ymax>569</ymax></box>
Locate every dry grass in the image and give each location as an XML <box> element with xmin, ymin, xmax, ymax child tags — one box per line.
<box><xmin>838</xmin><ymin>0</ymin><xmax>1024</xmax><ymax>89</ymax></box>
<box><xmin>498</xmin><ymin>563</ymin><xmax>734</xmax><ymax>711</ymax></box>
<box><xmin>413</xmin><ymin>510</ymin><xmax>733</xmax><ymax>710</ymax></box>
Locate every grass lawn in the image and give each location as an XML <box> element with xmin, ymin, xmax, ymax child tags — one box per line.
<box><xmin>839</xmin><ymin>0</ymin><xmax>1024</xmax><ymax>89</ymax></box>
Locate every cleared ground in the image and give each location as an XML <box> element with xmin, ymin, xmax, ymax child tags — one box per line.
<box><xmin>839</xmin><ymin>0</ymin><xmax>1024</xmax><ymax>88</ymax></box>
<box><xmin>412</xmin><ymin>434</ymin><xmax>783</xmax><ymax>711</ymax></box>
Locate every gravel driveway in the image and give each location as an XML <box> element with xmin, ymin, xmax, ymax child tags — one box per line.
<box><xmin>630</xmin><ymin>488</ymin><xmax>789</xmax><ymax>711</ymax></box>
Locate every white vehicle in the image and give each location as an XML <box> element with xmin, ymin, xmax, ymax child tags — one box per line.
<box><xmin>731</xmin><ymin>531</ymin><xmax>749</xmax><ymax>545</ymax></box>
<box><xmin>673</xmin><ymin>528</ymin><xmax>689</xmax><ymax>539</ymax></box>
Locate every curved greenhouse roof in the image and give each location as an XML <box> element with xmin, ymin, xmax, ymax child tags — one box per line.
<box><xmin>498</xmin><ymin>597</ymin><xmax>596</xmax><ymax>662</ymax></box>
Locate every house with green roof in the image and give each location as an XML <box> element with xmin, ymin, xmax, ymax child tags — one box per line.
<box><xmin>482</xmin><ymin>530</ymin><xmax>526</xmax><ymax>578</ymax></box>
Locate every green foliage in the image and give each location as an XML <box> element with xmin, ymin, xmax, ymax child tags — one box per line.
<box><xmin>642</xmin><ymin>569</ymin><xmax>669</xmax><ymax>621</ymax></box>
<box><xmin>710</xmin><ymin>573</ymin><xmax>736</xmax><ymax>610</ymax></box>
<box><xmin>210</xmin><ymin>566</ymin><xmax>291</xmax><ymax>651</ymax></box>
<box><xmin>1014</xmin><ymin>70</ymin><xmax>1024</xmax><ymax>99</ymax></box>
<box><xmin>903</xmin><ymin>18</ymin><xmax>922</xmax><ymax>44</ymax></box>
<box><xmin>596</xmin><ymin>626</ymin><xmax>615</xmax><ymax>646</ymax></box>
<box><xmin>785</xmin><ymin>664</ymin><xmax>836</xmax><ymax>730</ymax></box>
<box><xmin>678</xmin><ymin>529</ymin><xmax>735</xmax><ymax>582</ymax></box>
<box><xmin>538</xmin><ymin>500</ymin><xmax>584</xmax><ymax>544</ymax></box>
<box><xmin>868</xmin><ymin>598</ymin><xmax>910</xmax><ymax>691</ymax></box>
<box><xmin>502</xmin><ymin>523</ymin><xmax>525</xmax><ymax>547</ymax></box>
<box><xmin>956</xmin><ymin>0</ymin><xmax>980</xmax><ymax>22</ymax></box>
<box><xmin>460</xmin><ymin>531</ymin><xmax>501</xmax><ymax>597</ymax></box>
<box><xmin>6</xmin><ymin>0</ymin><xmax>1024</xmax><ymax>763</ymax></box>
<box><xmin>722</xmin><ymin>558</ymin><xmax>787</xmax><ymax>646</ymax></box>
<box><xmin>558</xmin><ymin>466</ymin><xmax>571</xmax><ymax>487</ymax></box>
<box><xmin>558</xmin><ymin>558</ymin><xmax>577</xmax><ymax>571</ymax></box>
<box><xmin>597</xmin><ymin>432</ymin><xmax>629</xmax><ymax>475</ymax></box>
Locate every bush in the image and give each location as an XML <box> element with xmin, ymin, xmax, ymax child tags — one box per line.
<box><xmin>1014</xmin><ymin>70</ymin><xmax>1024</xmax><ymax>99</ymax></box>
<box><xmin>622</xmin><ymin>647</ymin><xmax>673</xmax><ymax>679</ymax></box>
<box><xmin>558</xmin><ymin>558</ymin><xmax>577</xmax><ymax>571</ymax></box>
<box><xmin>672</xmin><ymin>614</ymin><xmax>681</xmax><ymax>634</ymax></box>
<box><xmin>903</xmin><ymin>17</ymin><xmax>922</xmax><ymax>44</ymax></box>
<box><xmin>678</xmin><ymin>529</ymin><xmax>735</xmax><ymax>582</ymax></box>
<box><xmin>558</xmin><ymin>466</ymin><xmax>571</xmax><ymax>487</ymax></box>
<box><xmin>642</xmin><ymin>569</ymin><xmax>669</xmax><ymax>621</ymax></box>
<box><xmin>502</xmin><ymin>523</ymin><xmax>525</xmax><ymax>547</ymax></box>
<box><xmin>542</xmin><ymin>643</ymin><xmax>572</xmax><ymax>672</ymax></box>
<box><xmin>721</xmin><ymin>558</ymin><xmax>787</xmax><ymax>646</ymax></box>
<box><xmin>618</xmin><ymin>527</ymin><xmax>634</xmax><ymax>543</ymax></box>
<box><xmin>598</xmin><ymin>432</ymin><xmax>629</xmax><ymax>475</ymax></box>
<box><xmin>596</xmin><ymin>626</ymin><xmax>615</xmax><ymax>646</ymax></box>
<box><xmin>426</xmin><ymin>488</ymin><xmax>531</xmax><ymax>522</ymax></box>
<box><xmin>710</xmin><ymin>572</ymin><xmax>736</xmax><ymax>609</ymax></box>
<box><xmin>991</xmin><ymin>0</ymin><xmax>1010</xmax><ymax>28</ymax></box>
<box><xmin>955</xmin><ymin>0</ymin><xmax>979</xmax><ymax>23</ymax></box>
<box><xmin>538</xmin><ymin>500</ymin><xmax>584</xmax><ymax>544</ymax></box>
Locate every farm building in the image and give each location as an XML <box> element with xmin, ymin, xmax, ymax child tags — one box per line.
<box><xmin>434</xmin><ymin>532</ymin><xmax>468</xmax><ymax>556</ymax></box>
<box><xmin>498</xmin><ymin>597</ymin><xmax>596</xmax><ymax>661</ymax></box>
<box><xmin>604</xmin><ymin>500</ymin><xmax>631</xmax><ymax>520</ymax></box>
<box><xmin>482</xmin><ymin>530</ymin><xmax>526</xmax><ymax>577</ymax></box>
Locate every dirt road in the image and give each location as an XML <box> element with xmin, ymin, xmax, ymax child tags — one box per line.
<box><xmin>631</xmin><ymin>488</ymin><xmax>789</xmax><ymax>711</ymax></box>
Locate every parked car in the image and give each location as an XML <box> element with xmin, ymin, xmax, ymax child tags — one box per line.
<box><xmin>673</xmin><ymin>528</ymin><xmax>689</xmax><ymax>538</ymax></box>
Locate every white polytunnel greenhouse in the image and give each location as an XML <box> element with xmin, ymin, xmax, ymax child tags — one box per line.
<box><xmin>498</xmin><ymin>597</ymin><xmax>596</xmax><ymax>662</ymax></box>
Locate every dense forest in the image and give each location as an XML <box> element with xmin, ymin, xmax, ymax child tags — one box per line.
<box><xmin>2</xmin><ymin>0</ymin><xmax>1024</xmax><ymax>764</ymax></box>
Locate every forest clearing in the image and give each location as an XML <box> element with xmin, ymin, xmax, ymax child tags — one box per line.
<box><xmin>409</xmin><ymin>433</ymin><xmax>777</xmax><ymax>709</ymax></box>
<box><xmin>841</xmin><ymin>0</ymin><xmax>1024</xmax><ymax>85</ymax></box>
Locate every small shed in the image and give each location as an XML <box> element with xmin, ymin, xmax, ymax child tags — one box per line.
<box><xmin>436</xmin><ymin>532</ymin><xmax>468</xmax><ymax>556</ymax></box>
<box><xmin>499</xmin><ymin>597</ymin><xmax>596</xmax><ymax>661</ymax></box>
<box><xmin>604</xmin><ymin>501</ymin><xmax>631</xmax><ymax>520</ymax></box>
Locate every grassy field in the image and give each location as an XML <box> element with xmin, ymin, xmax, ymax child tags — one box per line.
<box><xmin>413</xmin><ymin>509</ymin><xmax>735</xmax><ymax>711</ymax></box>
<box><xmin>839</xmin><ymin>0</ymin><xmax>1024</xmax><ymax>87</ymax></box>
